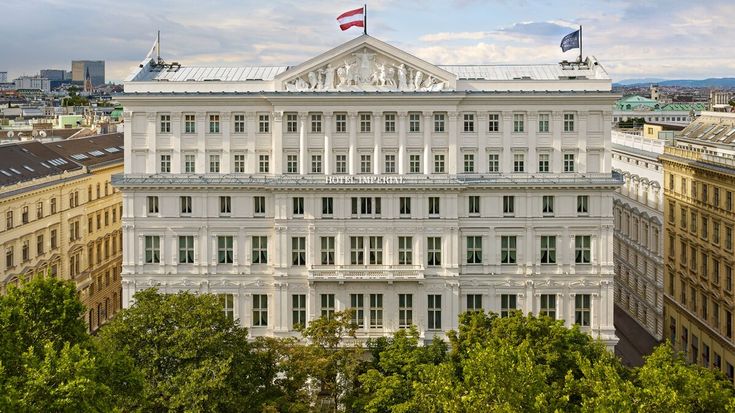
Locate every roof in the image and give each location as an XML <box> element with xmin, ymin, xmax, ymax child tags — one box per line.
<box><xmin>679</xmin><ymin>112</ymin><xmax>735</xmax><ymax>145</ymax></box>
<box><xmin>661</xmin><ymin>102</ymin><xmax>707</xmax><ymax>111</ymax></box>
<box><xmin>437</xmin><ymin>64</ymin><xmax>607</xmax><ymax>80</ymax></box>
<box><xmin>130</xmin><ymin>65</ymin><xmax>288</xmax><ymax>82</ymax></box>
<box><xmin>45</xmin><ymin>133</ymin><xmax>124</xmax><ymax>168</ymax></box>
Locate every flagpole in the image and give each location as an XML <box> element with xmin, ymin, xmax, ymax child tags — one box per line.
<box><xmin>579</xmin><ymin>25</ymin><xmax>583</xmax><ymax>64</ymax></box>
<box><xmin>157</xmin><ymin>30</ymin><xmax>161</xmax><ymax>63</ymax></box>
<box><xmin>364</xmin><ymin>4</ymin><xmax>367</xmax><ymax>35</ymax></box>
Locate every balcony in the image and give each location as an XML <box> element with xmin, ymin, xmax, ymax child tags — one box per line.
<box><xmin>308</xmin><ymin>265</ymin><xmax>423</xmax><ymax>282</ymax></box>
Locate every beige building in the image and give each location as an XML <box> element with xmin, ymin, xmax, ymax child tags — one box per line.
<box><xmin>661</xmin><ymin>112</ymin><xmax>735</xmax><ymax>382</ymax></box>
<box><xmin>0</xmin><ymin>133</ymin><xmax>124</xmax><ymax>331</ymax></box>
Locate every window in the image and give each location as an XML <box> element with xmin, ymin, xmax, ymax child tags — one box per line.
<box><xmin>542</xmin><ymin>195</ymin><xmax>554</xmax><ymax>216</ymax></box>
<box><xmin>50</xmin><ymin>229</ymin><xmax>57</xmax><ymax>249</ymax></box>
<box><xmin>5</xmin><ymin>247</ymin><xmax>12</xmax><ymax>268</ymax></box>
<box><xmin>234</xmin><ymin>114</ymin><xmax>246</xmax><ymax>133</ymax></box>
<box><xmin>209</xmin><ymin>114</ymin><xmax>220</xmax><ymax>133</ymax></box>
<box><xmin>488</xmin><ymin>153</ymin><xmax>500</xmax><ymax>173</ymax></box>
<box><xmin>253</xmin><ymin>295</ymin><xmax>268</xmax><ymax>326</ymax></box>
<box><xmin>160</xmin><ymin>114</ymin><xmax>171</xmax><ymax>133</ymax></box>
<box><xmin>540</xmin><ymin>236</ymin><xmax>556</xmax><ymax>264</ymax></box>
<box><xmin>179</xmin><ymin>236</ymin><xmax>194</xmax><ymax>264</ymax></box>
<box><xmin>409</xmin><ymin>154</ymin><xmax>421</xmax><ymax>174</ymax></box>
<box><xmin>219</xmin><ymin>294</ymin><xmax>234</xmax><ymax>322</ymax></box>
<box><xmin>513</xmin><ymin>113</ymin><xmax>525</xmax><ymax>132</ymax></box>
<box><xmin>384</xmin><ymin>154</ymin><xmax>396</xmax><ymax>174</ymax></box>
<box><xmin>434</xmin><ymin>113</ymin><xmax>445</xmax><ymax>132</ymax></box>
<box><xmin>540</xmin><ymin>294</ymin><xmax>556</xmax><ymax>319</ymax></box>
<box><xmin>220</xmin><ymin>196</ymin><xmax>231</xmax><ymax>215</ymax></box>
<box><xmin>209</xmin><ymin>154</ymin><xmax>220</xmax><ymax>173</ymax></box>
<box><xmin>286</xmin><ymin>154</ymin><xmax>298</xmax><ymax>174</ymax></box>
<box><xmin>350</xmin><ymin>294</ymin><xmax>365</xmax><ymax>328</ymax></box>
<box><xmin>252</xmin><ymin>236</ymin><xmax>267</xmax><ymax>264</ymax></box>
<box><xmin>335</xmin><ymin>113</ymin><xmax>346</xmax><ymax>133</ymax></box>
<box><xmin>350</xmin><ymin>237</ymin><xmax>364</xmax><ymax>265</ymax></box>
<box><xmin>336</xmin><ymin>154</ymin><xmax>347</xmax><ymax>174</ymax></box>
<box><xmin>563</xmin><ymin>153</ymin><xmax>575</xmax><ymax>172</ymax></box>
<box><xmin>727</xmin><ymin>311</ymin><xmax>732</xmax><ymax>338</ymax></box>
<box><xmin>466</xmin><ymin>236</ymin><xmax>482</xmax><ymax>264</ymax></box>
<box><xmin>254</xmin><ymin>196</ymin><xmax>266</xmax><ymax>215</ymax></box>
<box><xmin>398</xmin><ymin>236</ymin><xmax>413</xmax><ymax>265</ymax></box>
<box><xmin>352</xmin><ymin>196</ymin><xmax>381</xmax><ymax>217</ymax></box>
<box><xmin>184</xmin><ymin>114</ymin><xmax>196</xmax><ymax>133</ymax></box>
<box><xmin>384</xmin><ymin>113</ymin><xmax>396</xmax><ymax>132</ymax></box>
<box><xmin>369</xmin><ymin>236</ymin><xmax>383</xmax><ymax>264</ymax></box>
<box><xmin>22</xmin><ymin>240</ymin><xmax>29</xmax><ymax>262</ymax></box>
<box><xmin>185</xmin><ymin>154</ymin><xmax>196</xmax><ymax>173</ymax></box>
<box><xmin>513</xmin><ymin>153</ymin><xmax>525</xmax><ymax>172</ymax></box>
<box><xmin>727</xmin><ymin>191</ymin><xmax>733</xmax><ymax>211</ymax></box>
<box><xmin>563</xmin><ymin>113</ymin><xmax>575</xmax><ymax>132</ymax></box>
<box><xmin>369</xmin><ymin>294</ymin><xmax>383</xmax><ymax>328</ymax></box>
<box><xmin>50</xmin><ymin>198</ymin><xmax>56</xmax><ymax>214</ymax></box>
<box><xmin>258</xmin><ymin>114</ymin><xmax>270</xmax><ymax>133</ymax></box>
<box><xmin>463</xmin><ymin>113</ymin><xmax>475</xmax><ymax>132</ymax></box>
<box><xmin>37</xmin><ymin>235</ymin><xmax>44</xmax><ymax>257</ymax></box>
<box><xmin>292</xmin><ymin>294</ymin><xmax>306</xmax><ymax>329</ymax></box>
<box><xmin>322</xmin><ymin>197</ymin><xmax>333</xmax><ymax>216</ymax></box>
<box><xmin>468</xmin><ymin>195</ymin><xmax>480</xmax><ymax>215</ymax></box>
<box><xmin>503</xmin><ymin>195</ymin><xmax>515</xmax><ymax>215</ymax></box>
<box><xmin>321</xmin><ymin>294</ymin><xmax>335</xmax><ymax>319</ymax></box>
<box><xmin>360</xmin><ymin>113</ymin><xmax>372</xmax><ymax>132</ymax></box>
<box><xmin>726</xmin><ymin>226</ymin><xmax>733</xmax><ymax>251</ymax></box>
<box><xmin>500</xmin><ymin>294</ymin><xmax>517</xmax><ymax>318</ymax></box>
<box><xmin>714</xmin><ymin>221</ymin><xmax>721</xmax><ymax>245</ymax></box>
<box><xmin>144</xmin><ymin>236</ymin><xmax>160</xmax><ymax>263</ymax></box>
<box><xmin>311</xmin><ymin>154</ymin><xmax>322</xmax><ymax>173</ymax></box>
<box><xmin>575</xmin><ymin>236</ymin><xmax>591</xmax><ymax>264</ymax></box>
<box><xmin>321</xmin><ymin>236</ymin><xmax>335</xmax><ymax>265</ymax></box>
<box><xmin>6</xmin><ymin>211</ymin><xmax>12</xmax><ymax>229</ymax></box>
<box><xmin>292</xmin><ymin>197</ymin><xmax>304</xmax><ymax>215</ymax></box>
<box><xmin>157</xmin><ymin>154</ymin><xmax>171</xmax><ymax>173</ymax></box>
<box><xmin>575</xmin><ymin>294</ymin><xmax>591</xmax><ymax>326</ymax></box>
<box><xmin>428</xmin><ymin>197</ymin><xmax>440</xmax><ymax>216</ymax></box>
<box><xmin>501</xmin><ymin>236</ymin><xmax>517</xmax><ymax>264</ymax></box>
<box><xmin>399</xmin><ymin>294</ymin><xmax>413</xmax><ymax>328</ymax></box>
<box><xmin>233</xmin><ymin>154</ymin><xmax>245</xmax><ymax>173</ymax></box>
<box><xmin>467</xmin><ymin>294</ymin><xmax>482</xmax><ymax>311</ymax></box>
<box><xmin>400</xmin><ymin>197</ymin><xmax>411</xmax><ymax>217</ymax></box>
<box><xmin>409</xmin><ymin>113</ymin><xmax>421</xmax><ymax>132</ymax></box>
<box><xmin>217</xmin><ymin>236</ymin><xmax>233</xmax><ymax>264</ymax></box>
<box><xmin>147</xmin><ymin>196</ymin><xmax>159</xmax><ymax>214</ymax></box>
<box><xmin>428</xmin><ymin>294</ymin><xmax>442</xmax><ymax>330</ymax></box>
<box><xmin>285</xmin><ymin>113</ymin><xmax>298</xmax><ymax>133</ymax></box>
<box><xmin>360</xmin><ymin>154</ymin><xmax>372</xmax><ymax>173</ymax></box>
<box><xmin>427</xmin><ymin>237</ymin><xmax>442</xmax><ymax>266</ymax></box>
<box><xmin>434</xmin><ymin>154</ymin><xmax>445</xmax><ymax>173</ymax></box>
<box><xmin>577</xmin><ymin>195</ymin><xmax>589</xmax><ymax>214</ymax></box>
<box><xmin>311</xmin><ymin>114</ymin><xmax>322</xmax><ymax>133</ymax></box>
<box><xmin>259</xmin><ymin>155</ymin><xmax>270</xmax><ymax>173</ymax></box>
<box><xmin>702</xmin><ymin>216</ymin><xmax>709</xmax><ymax>239</ymax></box>
<box><xmin>463</xmin><ymin>153</ymin><xmax>475</xmax><ymax>173</ymax></box>
<box><xmin>488</xmin><ymin>113</ymin><xmax>500</xmax><ymax>132</ymax></box>
<box><xmin>538</xmin><ymin>153</ymin><xmax>550</xmax><ymax>172</ymax></box>
<box><xmin>538</xmin><ymin>113</ymin><xmax>550</xmax><ymax>133</ymax></box>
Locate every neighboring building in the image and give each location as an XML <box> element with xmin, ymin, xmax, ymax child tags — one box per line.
<box><xmin>0</xmin><ymin>72</ymin><xmax>7</xmax><ymax>83</ymax></box>
<box><xmin>14</xmin><ymin>76</ymin><xmax>50</xmax><ymax>93</ymax></box>
<box><xmin>40</xmin><ymin>69</ymin><xmax>68</xmax><ymax>81</ymax></box>
<box><xmin>72</xmin><ymin>61</ymin><xmax>105</xmax><ymax>86</ymax></box>
<box><xmin>642</xmin><ymin>122</ymin><xmax>686</xmax><ymax>140</ymax></box>
<box><xmin>709</xmin><ymin>90</ymin><xmax>734</xmax><ymax>112</ymax></box>
<box><xmin>611</xmin><ymin>130</ymin><xmax>665</xmax><ymax>341</ymax></box>
<box><xmin>661</xmin><ymin>111</ymin><xmax>735</xmax><ymax>383</ymax></box>
<box><xmin>0</xmin><ymin>133</ymin><xmax>124</xmax><ymax>331</ymax></box>
<box><xmin>650</xmin><ymin>84</ymin><xmax>660</xmax><ymax>102</ymax></box>
<box><xmin>613</xmin><ymin>95</ymin><xmax>704</xmax><ymax>125</ymax></box>
<box><xmin>115</xmin><ymin>35</ymin><xmax>620</xmax><ymax>348</ymax></box>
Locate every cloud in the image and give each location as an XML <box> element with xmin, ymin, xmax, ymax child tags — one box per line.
<box><xmin>419</xmin><ymin>32</ymin><xmax>489</xmax><ymax>42</ymax></box>
<box><xmin>497</xmin><ymin>21</ymin><xmax>579</xmax><ymax>37</ymax></box>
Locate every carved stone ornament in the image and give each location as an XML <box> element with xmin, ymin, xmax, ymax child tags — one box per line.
<box><xmin>284</xmin><ymin>47</ymin><xmax>447</xmax><ymax>92</ymax></box>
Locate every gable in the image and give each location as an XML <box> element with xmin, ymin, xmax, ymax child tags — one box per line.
<box><xmin>275</xmin><ymin>35</ymin><xmax>456</xmax><ymax>92</ymax></box>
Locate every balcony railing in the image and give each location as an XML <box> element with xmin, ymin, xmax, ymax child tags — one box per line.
<box><xmin>308</xmin><ymin>265</ymin><xmax>423</xmax><ymax>281</ymax></box>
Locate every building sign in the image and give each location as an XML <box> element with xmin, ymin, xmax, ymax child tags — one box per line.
<box><xmin>325</xmin><ymin>175</ymin><xmax>405</xmax><ymax>185</ymax></box>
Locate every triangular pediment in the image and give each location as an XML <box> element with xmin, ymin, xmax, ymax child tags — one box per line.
<box><xmin>275</xmin><ymin>35</ymin><xmax>456</xmax><ymax>92</ymax></box>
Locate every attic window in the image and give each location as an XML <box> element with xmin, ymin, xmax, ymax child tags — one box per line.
<box><xmin>9</xmin><ymin>168</ymin><xmax>21</xmax><ymax>175</ymax></box>
<box><xmin>105</xmin><ymin>147</ymin><xmax>120</xmax><ymax>153</ymax></box>
<box><xmin>23</xmin><ymin>165</ymin><xmax>34</xmax><ymax>172</ymax></box>
<box><xmin>0</xmin><ymin>170</ymin><xmax>11</xmax><ymax>176</ymax></box>
<box><xmin>40</xmin><ymin>162</ymin><xmax>50</xmax><ymax>168</ymax></box>
<box><xmin>71</xmin><ymin>154</ymin><xmax>89</xmax><ymax>160</ymax></box>
<box><xmin>89</xmin><ymin>150</ymin><xmax>105</xmax><ymax>157</ymax></box>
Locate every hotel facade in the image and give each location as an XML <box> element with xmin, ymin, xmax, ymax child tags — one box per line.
<box><xmin>116</xmin><ymin>35</ymin><xmax>620</xmax><ymax>348</ymax></box>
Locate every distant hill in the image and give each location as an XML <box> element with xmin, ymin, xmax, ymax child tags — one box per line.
<box><xmin>614</xmin><ymin>78</ymin><xmax>735</xmax><ymax>88</ymax></box>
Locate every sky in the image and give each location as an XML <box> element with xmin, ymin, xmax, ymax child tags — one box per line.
<box><xmin>2</xmin><ymin>0</ymin><xmax>734</xmax><ymax>83</ymax></box>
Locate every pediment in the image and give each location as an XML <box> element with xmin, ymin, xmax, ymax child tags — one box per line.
<box><xmin>275</xmin><ymin>35</ymin><xmax>456</xmax><ymax>92</ymax></box>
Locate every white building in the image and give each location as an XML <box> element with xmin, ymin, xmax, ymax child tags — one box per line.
<box><xmin>611</xmin><ymin>130</ymin><xmax>665</xmax><ymax>340</ymax></box>
<box><xmin>14</xmin><ymin>76</ymin><xmax>51</xmax><ymax>93</ymax></box>
<box><xmin>115</xmin><ymin>35</ymin><xmax>620</xmax><ymax>348</ymax></box>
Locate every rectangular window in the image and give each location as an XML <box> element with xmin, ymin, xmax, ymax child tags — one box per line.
<box><xmin>563</xmin><ymin>113</ymin><xmax>575</xmax><ymax>132</ymax></box>
<box><xmin>50</xmin><ymin>229</ymin><xmax>57</xmax><ymax>249</ymax></box>
<box><xmin>311</xmin><ymin>154</ymin><xmax>322</xmax><ymax>174</ymax></box>
<box><xmin>463</xmin><ymin>153</ymin><xmax>475</xmax><ymax>173</ymax></box>
<box><xmin>360</xmin><ymin>113</ymin><xmax>372</xmax><ymax>133</ymax></box>
<box><xmin>369</xmin><ymin>236</ymin><xmax>383</xmax><ymax>265</ymax></box>
<box><xmin>468</xmin><ymin>195</ymin><xmax>480</xmax><ymax>215</ymax></box>
<box><xmin>542</xmin><ymin>195</ymin><xmax>554</xmax><ymax>216</ymax></box>
<box><xmin>503</xmin><ymin>195</ymin><xmax>515</xmax><ymax>215</ymax></box>
<box><xmin>577</xmin><ymin>195</ymin><xmax>589</xmax><ymax>214</ymax></box>
<box><xmin>322</xmin><ymin>197</ymin><xmax>333</xmax><ymax>216</ymax></box>
<box><xmin>488</xmin><ymin>113</ymin><xmax>500</xmax><ymax>132</ymax></box>
<box><xmin>292</xmin><ymin>197</ymin><xmax>304</xmax><ymax>215</ymax></box>
<box><xmin>209</xmin><ymin>154</ymin><xmax>221</xmax><ymax>173</ymax></box>
<box><xmin>292</xmin><ymin>237</ymin><xmax>306</xmax><ymax>266</ymax></box>
<box><xmin>428</xmin><ymin>294</ymin><xmax>442</xmax><ymax>330</ymax></box>
<box><xmin>501</xmin><ymin>236</ymin><xmax>517</xmax><ymax>264</ymax></box>
<box><xmin>217</xmin><ymin>236</ymin><xmax>233</xmax><ymax>264</ymax></box>
<box><xmin>320</xmin><ymin>294</ymin><xmax>335</xmax><ymax>319</ymax></box>
<box><xmin>563</xmin><ymin>153</ymin><xmax>575</xmax><ymax>172</ymax></box>
<box><xmin>311</xmin><ymin>114</ymin><xmax>322</xmax><ymax>133</ymax></box>
<box><xmin>292</xmin><ymin>294</ymin><xmax>306</xmax><ymax>329</ymax></box>
<box><xmin>350</xmin><ymin>236</ymin><xmax>365</xmax><ymax>265</ymax></box>
<box><xmin>513</xmin><ymin>153</ymin><xmax>525</xmax><ymax>172</ymax></box>
<box><xmin>360</xmin><ymin>154</ymin><xmax>372</xmax><ymax>173</ymax></box>
<box><xmin>463</xmin><ymin>113</ymin><xmax>475</xmax><ymax>132</ymax></box>
<box><xmin>36</xmin><ymin>234</ymin><xmax>44</xmax><ymax>255</ymax></box>
<box><xmin>400</xmin><ymin>197</ymin><xmax>411</xmax><ymax>217</ymax></box>
<box><xmin>252</xmin><ymin>236</ymin><xmax>267</xmax><ymax>264</ymax></box>
<box><xmin>398</xmin><ymin>236</ymin><xmax>413</xmax><ymax>265</ymax></box>
<box><xmin>234</xmin><ymin>114</ymin><xmax>246</xmax><ymax>133</ymax></box>
<box><xmin>253</xmin><ymin>295</ymin><xmax>268</xmax><ymax>326</ymax></box>
<box><xmin>369</xmin><ymin>294</ymin><xmax>383</xmax><ymax>328</ymax></box>
<box><xmin>259</xmin><ymin>155</ymin><xmax>270</xmax><ymax>173</ymax></box>
<box><xmin>220</xmin><ymin>196</ymin><xmax>231</xmax><ymax>215</ymax></box>
<box><xmin>283</xmin><ymin>113</ymin><xmax>298</xmax><ymax>132</ymax></box>
<box><xmin>540</xmin><ymin>294</ymin><xmax>556</xmax><ymax>319</ymax></box>
<box><xmin>575</xmin><ymin>235</ymin><xmax>592</xmax><ymax>264</ymax></box>
<box><xmin>428</xmin><ymin>197</ymin><xmax>440</xmax><ymax>217</ymax></box>
<box><xmin>50</xmin><ymin>198</ymin><xmax>56</xmax><ymax>214</ymax></box>
<box><xmin>427</xmin><ymin>237</ymin><xmax>442</xmax><ymax>266</ymax></box>
<box><xmin>184</xmin><ymin>154</ymin><xmax>196</xmax><ymax>173</ymax></box>
<box><xmin>538</xmin><ymin>153</ymin><xmax>550</xmax><ymax>172</ymax></box>
<box><xmin>381</xmin><ymin>154</ymin><xmax>395</xmax><ymax>174</ymax></box>
<box><xmin>409</xmin><ymin>113</ymin><xmax>421</xmax><ymax>132</ymax></box>
<box><xmin>488</xmin><ymin>153</ymin><xmax>500</xmax><ymax>172</ymax></box>
<box><xmin>434</xmin><ymin>154</ymin><xmax>445</xmax><ymax>173</ymax></box>
<box><xmin>160</xmin><ymin>114</ymin><xmax>171</xmax><ymax>133</ymax></box>
<box><xmin>406</xmin><ymin>154</ymin><xmax>419</xmax><ymax>174</ymax></box>
<box><xmin>575</xmin><ymin>294</ymin><xmax>591</xmax><ymax>326</ymax></box>
<box><xmin>184</xmin><ymin>114</ymin><xmax>196</xmax><ymax>133</ymax></box>
<box><xmin>209</xmin><ymin>114</ymin><xmax>220</xmax><ymax>133</ymax></box>
<box><xmin>466</xmin><ymin>236</ymin><xmax>482</xmax><ymax>264</ymax></box>
<box><xmin>286</xmin><ymin>154</ymin><xmax>298</xmax><ymax>174</ymax></box>
<box><xmin>144</xmin><ymin>235</ymin><xmax>160</xmax><ymax>264</ymax></box>
<box><xmin>384</xmin><ymin>113</ymin><xmax>396</xmax><ymax>133</ymax></box>
<box><xmin>500</xmin><ymin>294</ymin><xmax>517</xmax><ymax>318</ymax></box>
<box><xmin>434</xmin><ymin>113</ymin><xmax>445</xmax><ymax>132</ymax></box>
<box><xmin>5</xmin><ymin>247</ymin><xmax>13</xmax><ymax>268</ymax></box>
<box><xmin>467</xmin><ymin>294</ymin><xmax>482</xmax><ymax>311</ymax></box>
<box><xmin>336</xmin><ymin>154</ymin><xmax>347</xmax><ymax>174</ymax></box>
<box><xmin>258</xmin><ymin>114</ymin><xmax>270</xmax><ymax>133</ymax></box>
<box><xmin>540</xmin><ymin>235</ymin><xmax>556</xmax><ymax>264</ymax></box>
<box><xmin>254</xmin><ymin>196</ymin><xmax>266</xmax><ymax>215</ymax></box>
<box><xmin>350</xmin><ymin>294</ymin><xmax>365</xmax><ymax>328</ymax></box>
<box><xmin>513</xmin><ymin>113</ymin><xmax>525</xmax><ymax>132</ymax></box>
<box><xmin>160</xmin><ymin>154</ymin><xmax>171</xmax><ymax>173</ymax></box>
<box><xmin>178</xmin><ymin>235</ymin><xmax>194</xmax><ymax>264</ymax></box>
<box><xmin>335</xmin><ymin>113</ymin><xmax>347</xmax><ymax>133</ymax></box>
<box><xmin>538</xmin><ymin>113</ymin><xmax>550</xmax><ymax>133</ymax></box>
<box><xmin>399</xmin><ymin>294</ymin><xmax>413</xmax><ymax>328</ymax></box>
<box><xmin>320</xmin><ymin>236</ymin><xmax>335</xmax><ymax>265</ymax></box>
<box><xmin>147</xmin><ymin>196</ymin><xmax>159</xmax><ymax>214</ymax></box>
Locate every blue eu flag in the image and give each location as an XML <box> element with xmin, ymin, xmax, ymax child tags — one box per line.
<box><xmin>560</xmin><ymin>30</ymin><xmax>580</xmax><ymax>52</ymax></box>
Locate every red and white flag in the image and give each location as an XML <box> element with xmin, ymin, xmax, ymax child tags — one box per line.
<box><xmin>337</xmin><ymin>7</ymin><xmax>364</xmax><ymax>31</ymax></box>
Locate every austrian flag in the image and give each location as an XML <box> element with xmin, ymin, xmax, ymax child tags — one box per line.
<box><xmin>337</xmin><ymin>7</ymin><xmax>365</xmax><ymax>31</ymax></box>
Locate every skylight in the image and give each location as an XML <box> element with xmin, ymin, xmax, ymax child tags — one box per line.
<box><xmin>23</xmin><ymin>165</ymin><xmax>34</xmax><ymax>172</ymax></box>
<box><xmin>89</xmin><ymin>150</ymin><xmax>105</xmax><ymax>157</ymax></box>
<box><xmin>0</xmin><ymin>170</ymin><xmax>11</xmax><ymax>176</ymax></box>
<box><xmin>9</xmin><ymin>168</ymin><xmax>21</xmax><ymax>175</ymax></box>
<box><xmin>105</xmin><ymin>147</ymin><xmax>120</xmax><ymax>153</ymax></box>
<box><xmin>71</xmin><ymin>153</ymin><xmax>89</xmax><ymax>160</ymax></box>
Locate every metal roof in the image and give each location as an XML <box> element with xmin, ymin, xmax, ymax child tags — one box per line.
<box><xmin>437</xmin><ymin>64</ymin><xmax>607</xmax><ymax>80</ymax></box>
<box><xmin>133</xmin><ymin>65</ymin><xmax>288</xmax><ymax>82</ymax></box>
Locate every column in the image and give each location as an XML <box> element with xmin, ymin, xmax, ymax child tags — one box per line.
<box><xmin>500</xmin><ymin>111</ymin><xmax>512</xmax><ymax>172</ymax></box>
<box><xmin>247</xmin><ymin>113</ymin><xmax>257</xmax><ymax>173</ymax></box>
<box><xmin>324</xmin><ymin>112</ymin><xmax>333</xmax><ymax>175</ymax></box>
<box><xmin>477</xmin><ymin>112</ymin><xmax>488</xmax><ymax>174</ymax></box>
<box><xmin>551</xmin><ymin>111</ymin><xmax>562</xmax><ymax>173</ymax></box>
<box><xmin>222</xmin><ymin>113</ymin><xmax>231</xmax><ymax>173</ymax></box>
<box><xmin>447</xmin><ymin>112</ymin><xmax>459</xmax><ymax>174</ymax></box>
<box><xmin>299</xmin><ymin>112</ymin><xmax>308</xmax><ymax>175</ymax></box>
<box><xmin>398</xmin><ymin>112</ymin><xmax>407</xmax><ymax>175</ymax></box>
<box><xmin>577</xmin><ymin>111</ymin><xmax>588</xmax><ymax>173</ymax></box>
<box><xmin>171</xmin><ymin>113</ymin><xmax>182</xmax><ymax>173</ymax></box>
<box><xmin>122</xmin><ymin>111</ymin><xmax>133</xmax><ymax>174</ymax></box>
<box><xmin>196</xmin><ymin>112</ymin><xmax>206</xmax><ymax>173</ymax></box>
<box><xmin>146</xmin><ymin>112</ymin><xmax>157</xmax><ymax>174</ymax></box>
<box><xmin>271</xmin><ymin>111</ymin><xmax>283</xmax><ymax>175</ymax></box>
<box><xmin>373</xmin><ymin>112</ymin><xmax>382</xmax><ymax>174</ymax></box>
<box><xmin>348</xmin><ymin>112</ymin><xmax>357</xmax><ymax>175</ymax></box>
<box><xmin>527</xmin><ymin>111</ymin><xmax>537</xmax><ymax>174</ymax></box>
<box><xmin>423</xmin><ymin>111</ymin><xmax>432</xmax><ymax>175</ymax></box>
<box><xmin>602</xmin><ymin>111</ymin><xmax>613</xmax><ymax>173</ymax></box>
